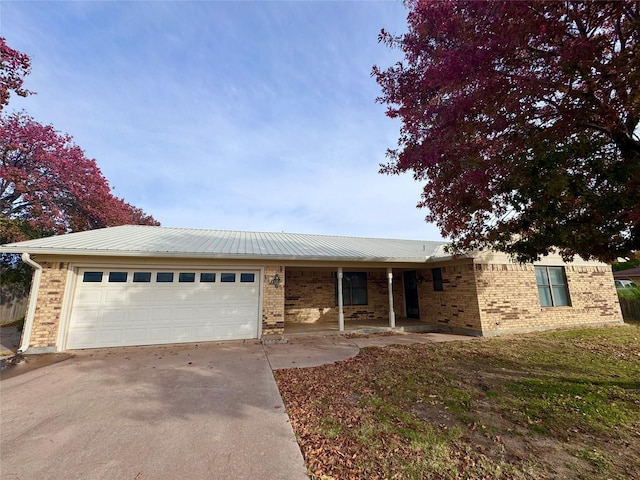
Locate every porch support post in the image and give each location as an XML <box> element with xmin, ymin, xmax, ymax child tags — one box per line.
<box><xmin>337</xmin><ymin>267</ymin><xmax>345</xmax><ymax>331</ymax></box>
<box><xmin>387</xmin><ymin>268</ymin><xmax>396</xmax><ymax>328</ymax></box>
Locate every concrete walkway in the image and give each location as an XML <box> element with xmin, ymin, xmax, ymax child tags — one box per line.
<box><xmin>0</xmin><ymin>332</ymin><xmax>473</xmax><ymax>480</ymax></box>
<box><xmin>265</xmin><ymin>332</ymin><xmax>474</xmax><ymax>369</ymax></box>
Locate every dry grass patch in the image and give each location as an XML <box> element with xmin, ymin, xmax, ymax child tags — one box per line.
<box><xmin>275</xmin><ymin>323</ymin><xmax>640</xmax><ymax>480</ymax></box>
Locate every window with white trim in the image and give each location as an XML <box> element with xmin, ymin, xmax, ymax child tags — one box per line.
<box><xmin>535</xmin><ymin>266</ymin><xmax>571</xmax><ymax>307</ymax></box>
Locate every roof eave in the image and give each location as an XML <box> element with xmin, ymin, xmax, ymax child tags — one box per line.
<box><xmin>0</xmin><ymin>247</ymin><xmax>439</xmax><ymax>264</ymax></box>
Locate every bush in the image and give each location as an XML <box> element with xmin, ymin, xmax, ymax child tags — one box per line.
<box><xmin>617</xmin><ymin>287</ymin><xmax>640</xmax><ymax>321</ymax></box>
<box><xmin>617</xmin><ymin>286</ymin><xmax>640</xmax><ymax>299</ymax></box>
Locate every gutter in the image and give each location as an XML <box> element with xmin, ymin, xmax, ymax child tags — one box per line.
<box><xmin>18</xmin><ymin>253</ymin><xmax>42</xmax><ymax>354</ymax></box>
<box><xmin>0</xmin><ymin>247</ymin><xmax>446</xmax><ymax>264</ymax></box>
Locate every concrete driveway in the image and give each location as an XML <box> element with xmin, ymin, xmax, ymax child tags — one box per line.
<box><xmin>0</xmin><ymin>341</ymin><xmax>309</xmax><ymax>480</ymax></box>
<box><xmin>1</xmin><ymin>332</ymin><xmax>474</xmax><ymax>479</ymax></box>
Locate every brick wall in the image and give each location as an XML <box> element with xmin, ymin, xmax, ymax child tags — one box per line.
<box><xmin>416</xmin><ymin>262</ymin><xmax>483</xmax><ymax>334</ymax></box>
<box><xmin>28</xmin><ymin>262</ymin><xmax>69</xmax><ymax>349</ymax></box>
<box><xmin>262</xmin><ymin>265</ymin><xmax>285</xmax><ymax>335</ymax></box>
<box><xmin>392</xmin><ymin>272</ymin><xmax>406</xmax><ymax>318</ymax></box>
<box><xmin>285</xmin><ymin>269</ymin><xmax>403</xmax><ymax>326</ymax></box>
<box><xmin>475</xmin><ymin>263</ymin><xmax>623</xmax><ymax>335</ymax></box>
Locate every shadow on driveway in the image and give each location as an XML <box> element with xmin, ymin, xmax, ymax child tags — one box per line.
<box><xmin>0</xmin><ymin>340</ymin><xmax>308</xmax><ymax>480</ymax></box>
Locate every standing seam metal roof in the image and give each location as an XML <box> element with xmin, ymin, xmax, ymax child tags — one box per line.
<box><xmin>0</xmin><ymin>225</ymin><xmax>448</xmax><ymax>261</ymax></box>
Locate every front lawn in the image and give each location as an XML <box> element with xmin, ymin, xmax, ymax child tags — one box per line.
<box><xmin>275</xmin><ymin>324</ymin><xmax>640</xmax><ymax>479</ymax></box>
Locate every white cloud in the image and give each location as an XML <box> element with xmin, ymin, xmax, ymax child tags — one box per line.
<box><xmin>2</xmin><ymin>0</ymin><xmax>442</xmax><ymax>241</ymax></box>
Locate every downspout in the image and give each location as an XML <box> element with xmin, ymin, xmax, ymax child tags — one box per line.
<box><xmin>18</xmin><ymin>253</ymin><xmax>42</xmax><ymax>354</ymax></box>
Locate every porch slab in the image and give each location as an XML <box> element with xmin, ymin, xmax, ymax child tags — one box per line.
<box><xmin>283</xmin><ymin>318</ymin><xmax>437</xmax><ymax>335</ymax></box>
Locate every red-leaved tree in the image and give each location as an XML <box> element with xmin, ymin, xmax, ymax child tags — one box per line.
<box><xmin>0</xmin><ymin>38</ymin><xmax>158</xmax><ymax>301</ymax></box>
<box><xmin>0</xmin><ymin>112</ymin><xmax>158</xmax><ymax>244</ymax></box>
<box><xmin>0</xmin><ymin>37</ymin><xmax>32</xmax><ymax>111</ymax></box>
<box><xmin>374</xmin><ymin>1</ymin><xmax>640</xmax><ymax>262</ymax></box>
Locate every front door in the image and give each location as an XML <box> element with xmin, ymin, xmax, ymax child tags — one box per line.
<box><xmin>403</xmin><ymin>270</ymin><xmax>420</xmax><ymax>319</ymax></box>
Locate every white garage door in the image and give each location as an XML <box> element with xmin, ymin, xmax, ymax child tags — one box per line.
<box><xmin>66</xmin><ymin>268</ymin><xmax>260</xmax><ymax>349</ymax></box>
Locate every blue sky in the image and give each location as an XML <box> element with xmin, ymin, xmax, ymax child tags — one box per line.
<box><xmin>1</xmin><ymin>1</ymin><xmax>443</xmax><ymax>241</ymax></box>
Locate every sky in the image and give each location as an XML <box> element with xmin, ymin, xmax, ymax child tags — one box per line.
<box><xmin>1</xmin><ymin>0</ymin><xmax>443</xmax><ymax>241</ymax></box>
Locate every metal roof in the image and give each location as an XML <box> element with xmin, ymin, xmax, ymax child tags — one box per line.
<box><xmin>613</xmin><ymin>266</ymin><xmax>640</xmax><ymax>277</ymax></box>
<box><xmin>0</xmin><ymin>225</ymin><xmax>448</xmax><ymax>263</ymax></box>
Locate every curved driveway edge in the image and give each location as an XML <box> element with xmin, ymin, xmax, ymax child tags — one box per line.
<box><xmin>264</xmin><ymin>332</ymin><xmax>475</xmax><ymax>370</ymax></box>
<box><xmin>0</xmin><ymin>341</ymin><xmax>309</xmax><ymax>480</ymax></box>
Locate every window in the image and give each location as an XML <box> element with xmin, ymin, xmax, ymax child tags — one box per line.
<box><xmin>156</xmin><ymin>272</ymin><xmax>174</xmax><ymax>283</ymax></box>
<box><xmin>133</xmin><ymin>272</ymin><xmax>151</xmax><ymax>283</ymax></box>
<box><xmin>221</xmin><ymin>273</ymin><xmax>236</xmax><ymax>283</ymax></box>
<box><xmin>432</xmin><ymin>267</ymin><xmax>444</xmax><ymax>291</ymax></box>
<box><xmin>535</xmin><ymin>266</ymin><xmax>570</xmax><ymax>307</ymax></box>
<box><xmin>200</xmin><ymin>272</ymin><xmax>216</xmax><ymax>283</ymax></box>
<box><xmin>335</xmin><ymin>272</ymin><xmax>368</xmax><ymax>306</ymax></box>
<box><xmin>108</xmin><ymin>272</ymin><xmax>128</xmax><ymax>283</ymax></box>
<box><xmin>83</xmin><ymin>271</ymin><xmax>103</xmax><ymax>283</ymax></box>
<box><xmin>240</xmin><ymin>273</ymin><xmax>255</xmax><ymax>283</ymax></box>
<box><xmin>179</xmin><ymin>272</ymin><xmax>195</xmax><ymax>283</ymax></box>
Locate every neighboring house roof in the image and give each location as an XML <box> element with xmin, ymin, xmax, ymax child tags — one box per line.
<box><xmin>613</xmin><ymin>266</ymin><xmax>640</xmax><ymax>278</ymax></box>
<box><xmin>0</xmin><ymin>225</ymin><xmax>448</xmax><ymax>263</ymax></box>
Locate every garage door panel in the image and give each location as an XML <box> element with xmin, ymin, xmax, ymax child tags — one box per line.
<box><xmin>214</xmin><ymin>306</ymin><xmax>259</xmax><ymax>317</ymax></box>
<box><xmin>196</xmin><ymin>306</ymin><xmax>216</xmax><ymax>317</ymax></box>
<box><xmin>171</xmin><ymin>326</ymin><xmax>194</xmax><ymax>341</ymax></box>
<box><xmin>147</xmin><ymin>327</ymin><xmax>171</xmax><ymax>342</ymax></box>
<box><xmin>140</xmin><ymin>307</ymin><xmax>171</xmax><ymax>322</ymax></box>
<box><xmin>194</xmin><ymin>327</ymin><xmax>215</xmax><ymax>339</ymax></box>
<box><xmin>71</xmin><ymin>309</ymin><xmax>102</xmax><ymax>326</ymax></box>
<box><xmin>102</xmin><ymin>309</ymin><xmax>128</xmax><ymax>324</ymax></box>
<box><xmin>130</xmin><ymin>291</ymin><xmax>154</xmax><ymax>305</ymax></box>
<box><xmin>105</xmin><ymin>290</ymin><xmax>127</xmax><ymax>303</ymax></box>
<box><xmin>97</xmin><ymin>330</ymin><xmax>124</xmax><ymax>345</ymax></box>
<box><xmin>125</xmin><ymin>329</ymin><xmax>147</xmax><ymax>343</ymax></box>
<box><xmin>74</xmin><ymin>289</ymin><xmax>104</xmax><ymax>305</ymax></box>
<box><xmin>67</xmin><ymin>268</ymin><xmax>260</xmax><ymax>349</ymax></box>
<box><xmin>126</xmin><ymin>309</ymin><xmax>150</xmax><ymax>322</ymax></box>
<box><xmin>173</xmin><ymin>307</ymin><xmax>195</xmax><ymax>319</ymax></box>
<box><xmin>67</xmin><ymin>330</ymin><xmax>95</xmax><ymax>348</ymax></box>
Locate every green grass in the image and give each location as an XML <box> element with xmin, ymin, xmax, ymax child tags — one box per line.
<box><xmin>275</xmin><ymin>324</ymin><xmax>640</xmax><ymax>480</ymax></box>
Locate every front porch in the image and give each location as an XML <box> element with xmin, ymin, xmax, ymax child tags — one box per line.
<box><xmin>275</xmin><ymin>262</ymin><xmax>485</xmax><ymax>339</ymax></box>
